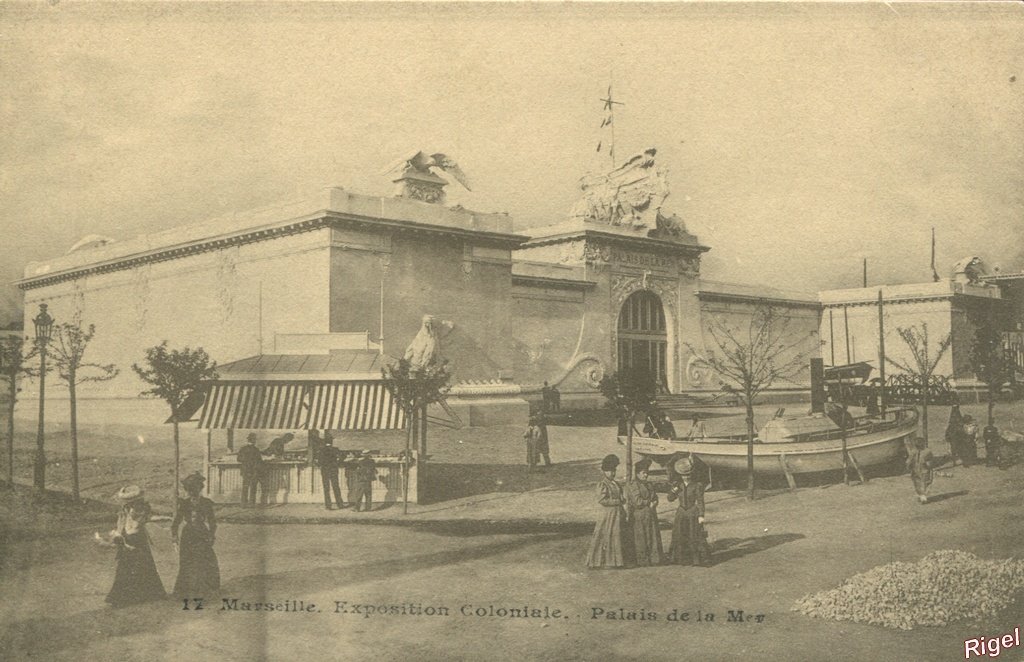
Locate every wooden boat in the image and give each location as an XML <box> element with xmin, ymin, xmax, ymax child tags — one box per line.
<box><xmin>629</xmin><ymin>406</ymin><xmax>918</xmax><ymax>478</ymax></box>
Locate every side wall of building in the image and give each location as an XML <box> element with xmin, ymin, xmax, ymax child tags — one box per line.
<box><xmin>329</xmin><ymin>229</ymin><xmax>515</xmax><ymax>383</ymax></box>
<box><xmin>19</xmin><ymin>229</ymin><xmax>332</xmax><ymax>423</ymax></box>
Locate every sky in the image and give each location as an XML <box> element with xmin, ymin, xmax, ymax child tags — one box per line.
<box><xmin>1</xmin><ymin>2</ymin><xmax>1022</xmax><ymax>325</ymax></box>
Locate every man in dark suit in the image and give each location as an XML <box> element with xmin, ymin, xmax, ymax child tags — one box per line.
<box><xmin>319</xmin><ymin>434</ymin><xmax>346</xmax><ymax>510</ymax></box>
<box><xmin>350</xmin><ymin>450</ymin><xmax>377</xmax><ymax>512</ymax></box>
<box><xmin>237</xmin><ymin>433</ymin><xmax>265</xmax><ymax>507</ymax></box>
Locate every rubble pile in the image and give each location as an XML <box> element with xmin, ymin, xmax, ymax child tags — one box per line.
<box><xmin>794</xmin><ymin>550</ymin><xmax>1024</xmax><ymax>630</ymax></box>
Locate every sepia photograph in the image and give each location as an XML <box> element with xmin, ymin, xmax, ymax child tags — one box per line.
<box><xmin>0</xmin><ymin>2</ymin><xmax>1022</xmax><ymax>660</ymax></box>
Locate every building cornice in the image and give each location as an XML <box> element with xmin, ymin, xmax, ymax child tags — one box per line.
<box><xmin>518</xmin><ymin>229</ymin><xmax>710</xmax><ymax>256</ymax></box>
<box><xmin>697</xmin><ymin>290</ymin><xmax>822</xmax><ymax>309</ymax></box>
<box><xmin>511</xmin><ymin>275</ymin><xmax>597</xmax><ymax>290</ymax></box>
<box><xmin>18</xmin><ymin>211</ymin><xmax>529</xmax><ymax>291</ymax></box>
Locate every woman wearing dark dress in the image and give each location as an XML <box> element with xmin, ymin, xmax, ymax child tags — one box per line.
<box><xmin>171</xmin><ymin>472</ymin><xmax>221</xmax><ymax>598</ymax></box>
<box><xmin>586</xmin><ymin>454</ymin><xmax>627</xmax><ymax>569</ymax></box>
<box><xmin>626</xmin><ymin>458</ymin><xmax>663</xmax><ymax>566</ymax></box>
<box><xmin>666</xmin><ymin>457</ymin><xmax>711</xmax><ymax>567</ymax></box>
<box><xmin>105</xmin><ymin>485</ymin><xmax>166</xmax><ymax>607</ymax></box>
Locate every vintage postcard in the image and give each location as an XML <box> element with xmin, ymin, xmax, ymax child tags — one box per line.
<box><xmin>1</xmin><ymin>2</ymin><xmax>1022</xmax><ymax>660</ymax></box>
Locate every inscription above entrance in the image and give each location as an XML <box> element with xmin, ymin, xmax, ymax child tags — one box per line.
<box><xmin>610</xmin><ymin>250</ymin><xmax>674</xmax><ymax>270</ymax></box>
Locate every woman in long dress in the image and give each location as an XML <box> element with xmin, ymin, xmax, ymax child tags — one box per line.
<box><xmin>105</xmin><ymin>486</ymin><xmax>166</xmax><ymax>607</ymax></box>
<box><xmin>667</xmin><ymin>458</ymin><xmax>711</xmax><ymax>566</ymax></box>
<box><xmin>626</xmin><ymin>458</ymin><xmax>663</xmax><ymax>566</ymax></box>
<box><xmin>586</xmin><ymin>454</ymin><xmax>627</xmax><ymax>568</ymax></box>
<box><xmin>945</xmin><ymin>404</ymin><xmax>964</xmax><ymax>464</ymax></box>
<box><xmin>171</xmin><ymin>472</ymin><xmax>221</xmax><ymax>597</ymax></box>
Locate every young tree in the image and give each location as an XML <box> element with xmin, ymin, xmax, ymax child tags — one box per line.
<box><xmin>48</xmin><ymin>319</ymin><xmax>119</xmax><ymax>501</ymax></box>
<box><xmin>689</xmin><ymin>304</ymin><xmax>812</xmax><ymax>500</ymax></box>
<box><xmin>598</xmin><ymin>368</ymin><xmax>657</xmax><ymax>480</ymax></box>
<box><xmin>968</xmin><ymin>310</ymin><xmax>1011</xmax><ymax>428</ymax></box>
<box><xmin>885</xmin><ymin>322</ymin><xmax>952</xmax><ymax>446</ymax></box>
<box><xmin>381</xmin><ymin>358</ymin><xmax>451</xmax><ymax>513</ymax></box>
<box><xmin>133</xmin><ymin>342</ymin><xmax>217</xmax><ymax>513</ymax></box>
<box><xmin>0</xmin><ymin>336</ymin><xmax>37</xmax><ymax>487</ymax></box>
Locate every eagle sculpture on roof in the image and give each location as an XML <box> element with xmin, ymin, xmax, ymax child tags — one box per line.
<box><xmin>382</xmin><ymin>151</ymin><xmax>472</xmax><ymax>191</ymax></box>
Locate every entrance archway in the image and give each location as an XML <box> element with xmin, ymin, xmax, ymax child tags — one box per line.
<box><xmin>617</xmin><ymin>290</ymin><xmax>668</xmax><ymax>389</ymax></box>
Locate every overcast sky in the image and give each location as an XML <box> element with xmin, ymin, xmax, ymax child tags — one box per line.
<box><xmin>1</xmin><ymin>2</ymin><xmax>1021</xmax><ymax>325</ymax></box>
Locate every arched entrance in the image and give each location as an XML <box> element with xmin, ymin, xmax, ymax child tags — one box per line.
<box><xmin>617</xmin><ymin>290</ymin><xmax>668</xmax><ymax>389</ymax></box>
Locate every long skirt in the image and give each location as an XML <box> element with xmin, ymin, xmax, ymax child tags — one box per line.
<box><xmin>173</xmin><ymin>526</ymin><xmax>221</xmax><ymax>597</ymax></box>
<box><xmin>106</xmin><ymin>534</ymin><xmax>166</xmax><ymax>607</ymax></box>
<box><xmin>667</xmin><ymin>507</ymin><xmax>709</xmax><ymax>566</ymax></box>
<box><xmin>586</xmin><ymin>506</ymin><xmax>627</xmax><ymax>568</ymax></box>
<box><xmin>631</xmin><ymin>507</ymin><xmax>663</xmax><ymax>566</ymax></box>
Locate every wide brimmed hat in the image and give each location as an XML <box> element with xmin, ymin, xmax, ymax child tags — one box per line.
<box><xmin>182</xmin><ymin>472</ymin><xmax>206</xmax><ymax>490</ymax></box>
<box><xmin>601</xmin><ymin>454</ymin><xmax>620</xmax><ymax>472</ymax></box>
<box><xmin>671</xmin><ymin>457</ymin><xmax>694</xmax><ymax>476</ymax></box>
<box><xmin>115</xmin><ymin>485</ymin><xmax>145</xmax><ymax>502</ymax></box>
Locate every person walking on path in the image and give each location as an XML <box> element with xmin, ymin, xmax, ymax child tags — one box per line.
<box><xmin>586</xmin><ymin>454</ymin><xmax>628</xmax><ymax>569</ymax></box>
<box><xmin>666</xmin><ymin>457</ymin><xmax>711</xmax><ymax>566</ymax></box>
<box><xmin>171</xmin><ymin>472</ymin><xmax>220</xmax><ymax>597</ymax></box>
<box><xmin>535</xmin><ymin>414</ymin><xmax>552</xmax><ymax>467</ymax></box>
<box><xmin>350</xmin><ymin>450</ymin><xmax>377</xmax><ymax>512</ymax></box>
<box><xmin>907</xmin><ymin>436</ymin><xmax>934</xmax><ymax>504</ymax></box>
<box><xmin>626</xmin><ymin>458</ymin><xmax>663</xmax><ymax>566</ymax></box>
<box><xmin>237</xmin><ymin>433</ymin><xmax>265</xmax><ymax>507</ymax></box>
<box><xmin>523</xmin><ymin>417</ymin><xmax>542</xmax><ymax>471</ymax></box>
<box><xmin>319</xmin><ymin>434</ymin><xmax>347</xmax><ymax>510</ymax></box>
<box><xmin>104</xmin><ymin>486</ymin><xmax>166</xmax><ymax>608</ymax></box>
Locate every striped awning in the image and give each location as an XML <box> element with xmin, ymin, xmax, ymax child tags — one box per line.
<box><xmin>198</xmin><ymin>381</ymin><xmax>406</xmax><ymax>431</ymax></box>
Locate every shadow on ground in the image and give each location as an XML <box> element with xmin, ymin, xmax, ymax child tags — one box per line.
<box><xmin>421</xmin><ymin>460</ymin><xmax>598</xmax><ymax>503</ymax></box>
<box><xmin>708</xmin><ymin>533</ymin><xmax>806</xmax><ymax>564</ymax></box>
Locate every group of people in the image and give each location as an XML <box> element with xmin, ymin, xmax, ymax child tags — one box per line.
<box><xmin>629</xmin><ymin>412</ymin><xmax>707</xmax><ymax>441</ymax></box>
<box><xmin>103</xmin><ymin>472</ymin><xmax>219</xmax><ymax>608</ymax></box>
<box><xmin>586</xmin><ymin>453</ymin><xmax>712</xmax><ymax>569</ymax></box>
<box><xmin>945</xmin><ymin>405</ymin><xmax>1006</xmax><ymax>468</ymax></box>
<box><xmin>236</xmin><ymin>432</ymin><xmax>378</xmax><ymax>512</ymax></box>
<box><xmin>540</xmin><ymin>381</ymin><xmax>561</xmax><ymax>412</ymax></box>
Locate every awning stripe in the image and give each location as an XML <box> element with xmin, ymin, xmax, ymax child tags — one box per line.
<box><xmin>197</xmin><ymin>380</ymin><xmax>405</xmax><ymax>431</ymax></box>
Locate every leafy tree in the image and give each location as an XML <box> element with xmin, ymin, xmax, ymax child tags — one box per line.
<box><xmin>382</xmin><ymin>358</ymin><xmax>451</xmax><ymax>513</ymax></box>
<box><xmin>48</xmin><ymin>318</ymin><xmax>119</xmax><ymax>501</ymax></box>
<box><xmin>689</xmin><ymin>304</ymin><xmax>812</xmax><ymax>500</ymax></box>
<box><xmin>968</xmin><ymin>310</ymin><xmax>1011</xmax><ymax>428</ymax></box>
<box><xmin>885</xmin><ymin>322</ymin><xmax>952</xmax><ymax>446</ymax></box>
<box><xmin>599</xmin><ymin>368</ymin><xmax>657</xmax><ymax>480</ymax></box>
<box><xmin>0</xmin><ymin>336</ymin><xmax>37</xmax><ymax>487</ymax></box>
<box><xmin>133</xmin><ymin>342</ymin><xmax>217</xmax><ymax>513</ymax></box>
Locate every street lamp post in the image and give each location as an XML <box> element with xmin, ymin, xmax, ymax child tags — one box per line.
<box><xmin>33</xmin><ymin>304</ymin><xmax>54</xmax><ymax>491</ymax></box>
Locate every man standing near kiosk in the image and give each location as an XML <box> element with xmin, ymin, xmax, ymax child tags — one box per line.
<box><xmin>319</xmin><ymin>433</ymin><xmax>347</xmax><ymax>510</ymax></box>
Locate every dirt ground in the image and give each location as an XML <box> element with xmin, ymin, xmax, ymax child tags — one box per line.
<box><xmin>2</xmin><ymin>401</ymin><xmax>1024</xmax><ymax>661</ymax></box>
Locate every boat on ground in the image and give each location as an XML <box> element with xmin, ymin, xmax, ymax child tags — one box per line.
<box><xmin>628</xmin><ymin>406</ymin><xmax>918</xmax><ymax>478</ymax></box>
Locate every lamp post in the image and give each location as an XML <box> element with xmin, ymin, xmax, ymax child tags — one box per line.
<box><xmin>33</xmin><ymin>304</ymin><xmax>54</xmax><ymax>491</ymax></box>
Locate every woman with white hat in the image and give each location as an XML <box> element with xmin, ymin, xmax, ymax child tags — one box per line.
<box><xmin>104</xmin><ymin>485</ymin><xmax>166</xmax><ymax>607</ymax></box>
<box><xmin>666</xmin><ymin>457</ymin><xmax>711</xmax><ymax>566</ymax></box>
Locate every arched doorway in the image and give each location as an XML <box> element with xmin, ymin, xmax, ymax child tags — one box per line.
<box><xmin>617</xmin><ymin>290</ymin><xmax>668</xmax><ymax>389</ymax></box>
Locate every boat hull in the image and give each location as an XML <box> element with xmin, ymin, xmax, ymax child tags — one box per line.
<box><xmin>632</xmin><ymin>411</ymin><xmax>917</xmax><ymax>475</ymax></box>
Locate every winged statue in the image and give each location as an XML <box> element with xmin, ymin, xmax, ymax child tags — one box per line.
<box><xmin>382</xmin><ymin>151</ymin><xmax>472</xmax><ymax>191</ymax></box>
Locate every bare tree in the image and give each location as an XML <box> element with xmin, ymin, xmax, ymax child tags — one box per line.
<box><xmin>599</xmin><ymin>368</ymin><xmax>657</xmax><ymax>480</ymax></box>
<box><xmin>0</xmin><ymin>336</ymin><xmax>37</xmax><ymax>487</ymax></box>
<box><xmin>48</xmin><ymin>319</ymin><xmax>119</xmax><ymax>501</ymax></box>
<box><xmin>885</xmin><ymin>322</ymin><xmax>952</xmax><ymax>446</ymax></box>
<box><xmin>133</xmin><ymin>342</ymin><xmax>217</xmax><ymax>514</ymax></box>
<box><xmin>381</xmin><ymin>357</ymin><xmax>451</xmax><ymax>513</ymax></box>
<box><xmin>689</xmin><ymin>304</ymin><xmax>812</xmax><ymax>500</ymax></box>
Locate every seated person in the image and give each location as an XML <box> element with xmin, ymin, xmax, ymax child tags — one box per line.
<box><xmin>263</xmin><ymin>432</ymin><xmax>295</xmax><ymax>458</ymax></box>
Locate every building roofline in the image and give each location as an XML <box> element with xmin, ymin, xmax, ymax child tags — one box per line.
<box><xmin>18</xmin><ymin>211</ymin><xmax>528</xmax><ymax>291</ymax></box>
<box><xmin>517</xmin><ymin>228</ymin><xmax>710</xmax><ymax>255</ymax></box>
